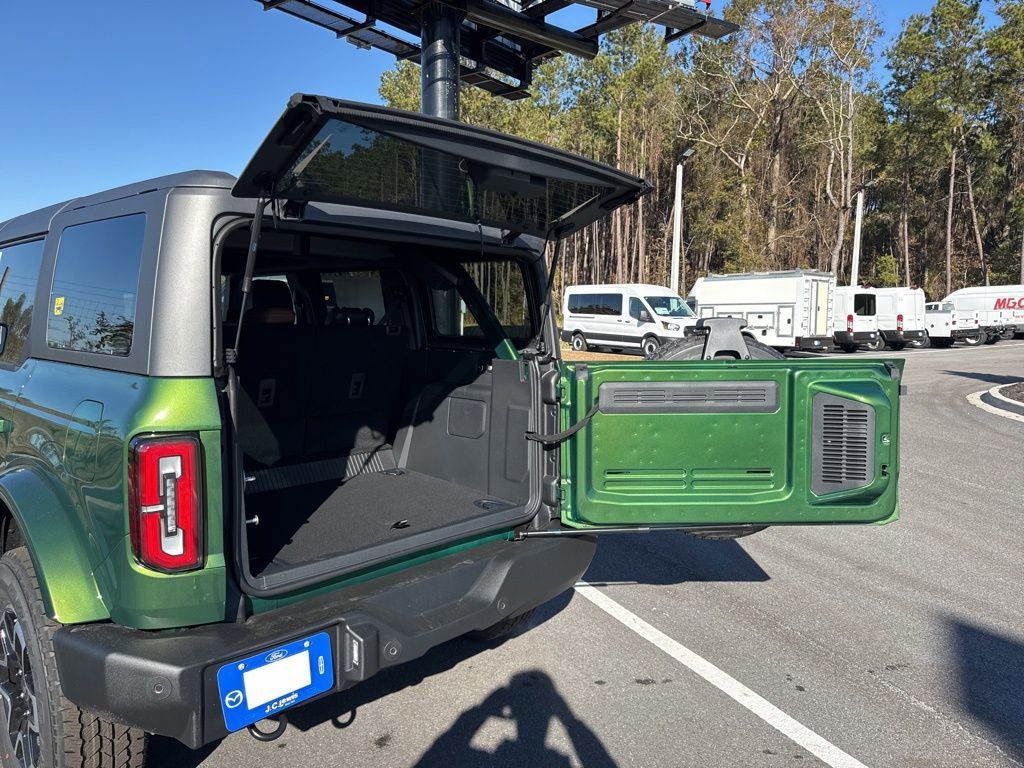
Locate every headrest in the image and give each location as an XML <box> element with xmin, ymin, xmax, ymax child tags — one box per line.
<box><xmin>329</xmin><ymin>307</ymin><xmax>375</xmax><ymax>326</ymax></box>
<box><xmin>248</xmin><ymin>280</ymin><xmax>295</xmax><ymax>325</ymax></box>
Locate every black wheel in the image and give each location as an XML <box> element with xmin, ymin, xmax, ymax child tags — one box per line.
<box><xmin>469</xmin><ymin>608</ymin><xmax>536</xmax><ymax>643</ymax></box>
<box><xmin>641</xmin><ymin>335</ymin><xmax>661</xmax><ymax>359</ymax></box>
<box><xmin>907</xmin><ymin>335</ymin><xmax>930</xmax><ymax>349</ymax></box>
<box><xmin>653</xmin><ymin>334</ymin><xmax>784</xmax><ymax>361</ymax></box>
<box><xmin>839</xmin><ymin>344</ymin><xmax>857</xmax><ymax>353</ymax></box>
<box><xmin>962</xmin><ymin>332</ymin><xmax>985</xmax><ymax>346</ymax></box>
<box><xmin>887</xmin><ymin>341</ymin><xmax>907</xmax><ymax>351</ymax></box>
<box><xmin>931</xmin><ymin>337</ymin><xmax>953</xmax><ymax>348</ymax></box>
<box><xmin>999</xmin><ymin>328</ymin><xmax>1015</xmax><ymax>340</ymax></box>
<box><xmin>0</xmin><ymin>549</ymin><xmax>147</xmax><ymax>768</ymax></box>
<box><xmin>570</xmin><ymin>332</ymin><xmax>588</xmax><ymax>352</ymax></box>
<box><xmin>863</xmin><ymin>337</ymin><xmax>885</xmax><ymax>352</ymax></box>
<box><xmin>984</xmin><ymin>333</ymin><xmax>1000</xmax><ymax>345</ymax></box>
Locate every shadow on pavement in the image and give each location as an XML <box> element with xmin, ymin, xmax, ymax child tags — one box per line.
<box><xmin>413</xmin><ymin>670</ymin><xmax>616</xmax><ymax>767</ymax></box>
<box><xmin>582</xmin><ymin>531</ymin><xmax>769</xmax><ymax>586</ymax></box>
<box><xmin>147</xmin><ymin>593</ymin><xmax>577</xmax><ymax>767</ymax></box>
<box><xmin>950</xmin><ymin>618</ymin><xmax>1024</xmax><ymax>762</ymax></box>
<box><xmin>942</xmin><ymin>370</ymin><xmax>1024</xmax><ymax>386</ymax></box>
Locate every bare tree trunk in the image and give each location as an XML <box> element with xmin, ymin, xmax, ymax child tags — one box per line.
<box><xmin>964</xmin><ymin>161</ymin><xmax>988</xmax><ymax>285</ymax></box>
<box><xmin>1020</xmin><ymin>226</ymin><xmax>1024</xmax><ymax>285</ymax></box>
<box><xmin>945</xmin><ymin>145</ymin><xmax>958</xmax><ymax>296</ymax></box>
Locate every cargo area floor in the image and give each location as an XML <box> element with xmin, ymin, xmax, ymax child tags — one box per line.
<box><xmin>246</xmin><ymin>469</ymin><xmax>517</xmax><ymax>577</ymax></box>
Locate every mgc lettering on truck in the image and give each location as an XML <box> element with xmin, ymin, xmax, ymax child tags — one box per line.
<box><xmin>994</xmin><ymin>297</ymin><xmax>1024</xmax><ymax>309</ymax></box>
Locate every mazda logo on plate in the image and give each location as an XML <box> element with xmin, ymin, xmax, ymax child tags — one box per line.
<box><xmin>224</xmin><ymin>690</ymin><xmax>244</xmax><ymax>709</ymax></box>
<box><xmin>266</xmin><ymin>649</ymin><xmax>289</xmax><ymax>663</ymax></box>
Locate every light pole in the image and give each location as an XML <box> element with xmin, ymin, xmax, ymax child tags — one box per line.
<box><xmin>849</xmin><ymin>177</ymin><xmax>879</xmax><ymax>287</ymax></box>
<box><xmin>670</xmin><ymin>145</ymin><xmax>696</xmax><ymax>295</ymax></box>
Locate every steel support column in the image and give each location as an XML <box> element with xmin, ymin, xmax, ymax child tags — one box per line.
<box><xmin>420</xmin><ymin>3</ymin><xmax>464</xmax><ymax>120</ymax></box>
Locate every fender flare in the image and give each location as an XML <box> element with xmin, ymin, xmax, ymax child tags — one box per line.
<box><xmin>0</xmin><ymin>465</ymin><xmax>109</xmax><ymax>623</ymax></box>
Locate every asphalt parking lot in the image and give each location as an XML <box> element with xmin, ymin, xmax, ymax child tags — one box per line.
<box><xmin>152</xmin><ymin>340</ymin><xmax>1024</xmax><ymax>768</ymax></box>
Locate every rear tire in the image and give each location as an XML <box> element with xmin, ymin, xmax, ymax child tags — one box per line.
<box><xmin>962</xmin><ymin>332</ymin><xmax>985</xmax><ymax>346</ymax></box>
<box><xmin>907</xmin><ymin>335</ymin><xmax>930</xmax><ymax>349</ymax></box>
<box><xmin>931</xmin><ymin>337</ymin><xmax>954</xmax><ymax>349</ymax></box>
<box><xmin>984</xmin><ymin>333</ymin><xmax>1000</xmax><ymax>345</ymax></box>
<box><xmin>0</xmin><ymin>548</ymin><xmax>147</xmax><ymax>768</ymax></box>
<box><xmin>570</xmin><ymin>333</ymin><xmax>588</xmax><ymax>352</ymax></box>
<box><xmin>863</xmin><ymin>338</ymin><xmax>885</xmax><ymax>352</ymax></box>
<box><xmin>887</xmin><ymin>341</ymin><xmax>906</xmax><ymax>351</ymax></box>
<box><xmin>641</xmin><ymin>335</ymin><xmax>661</xmax><ymax>359</ymax></box>
<box><xmin>839</xmin><ymin>344</ymin><xmax>857</xmax><ymax>353</ymax></box>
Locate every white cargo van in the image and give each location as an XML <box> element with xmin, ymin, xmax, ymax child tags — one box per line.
<box><xmin>874</xmin><ymin>287</ymin><xmax>927</xmax><ymax>350</ymax></box>
<box><xmin>924</xmin><ymin>301</ymin><xmax>984</xmax><ymax>347</ymax></box>
<box><xmin>561</xmin><ymin>283</ymin><xmax>699</xmax><ymax>357</ymax></box>
<box><xmin>832</xmin><ymin>287</ymin><xmax>882</xmax><ymax>352</ymax></box>
<box><xmin>943</xmin><ymin>284</ymin><xmax>1024</xmax><ymax>340</ymax></box>
<box><xmin>686</xmin><ymin>270</ymin><xmax>835</xmax><ymax>351</ymax></box>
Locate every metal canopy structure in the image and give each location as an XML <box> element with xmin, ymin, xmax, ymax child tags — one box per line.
<box><xmin>254</xmin><ymin>0</ymin><xmax>736</xmax><ymax>106</ymax></box>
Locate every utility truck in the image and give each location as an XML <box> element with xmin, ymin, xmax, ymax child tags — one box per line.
<box><xmin>832</xmin><ymin>287</ymin><xmax>882</xmax><ymax>352</ymax></box>
<box><xmin>874</xmin><ymin>287</ymin><xmax>927</xmax><ymax>350</ymax></box>
<box><xmin>925</xmin><ymin>301</ymin><xmax>984</xmax><ymax>347</ymax></box>
<box><xmin>686</xmin><ymin>270</ymin><xmax>835</xmax><ymax>351</ymax></box>
<box><xmin>943</xmin><ymin>284</ymin><xmax>1024</xmax><ymax>341</ymax></box>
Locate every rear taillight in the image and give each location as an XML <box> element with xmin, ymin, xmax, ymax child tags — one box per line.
<box><xmin>846</xmin><ymin>314</ymin><xmax>854</xmax><ymax>333</ymax></box>
<box><xmin>896</xmin><ymin>313</ymin><xmax>904</xmax><ymax>332</ymax></box>
<box><xmin>129</xmin><ymin>436</ymin><xmax>204</xmax><ymax>573</ymax></box>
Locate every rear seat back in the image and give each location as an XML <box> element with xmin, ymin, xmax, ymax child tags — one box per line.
<box><xmin>227</xmin><ymin>280</ymin><xmax>311</xmax><ymax>467</ymax></box>
<box><xmin>305</xmin><ymin>320</ymin><xmax>409</xmax><ymax>458</ymax></box>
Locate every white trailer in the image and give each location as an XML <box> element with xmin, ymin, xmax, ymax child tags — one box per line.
<box><xmin>942</xmin><ymin>284</ymin><xmax>1024</xmax><ymax>341</ymax></box>
<box><xmin>832</xmin><ymin>287</ymin><xmax>882</xmax><ymax>352</ymax></box>
<box><xmin>924</xmin><ymin>301</ymin><xmax>984</xmax><ymax>348</ymax></box>
<box><xmin>874</xmin><ymin>287</ymin><xmax>927</xmax><ymax>350</ymax></box>
<box><xmin>687</xmin><ymin>270</ymin><xmax>835</xmax><ymax>351</ymax></box>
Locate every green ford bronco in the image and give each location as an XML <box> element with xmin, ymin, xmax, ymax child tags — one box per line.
<box><xmin>0</xmin><ymin>95</ymin><xmax>901</xmax><ymax>767</ymax></box>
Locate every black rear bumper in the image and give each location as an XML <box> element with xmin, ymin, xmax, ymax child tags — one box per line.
<box><xmin>833</xmin><ymin>330</ymin><xmax>878</xmax><ymax>345</ymax></box>
<box><xmin>53</xmin><ymin>536</ymin><xmax>596</xmax><ymax>749</ymax></box>
<box><xmin>880</xmin><ymin>329</ymin><xmax>925</xmax><ymax>343</ymax></box>
<box><xmin>795</xmin><ymin>336</ymin><xmax>834</xmax><ymax>351</ymax></box>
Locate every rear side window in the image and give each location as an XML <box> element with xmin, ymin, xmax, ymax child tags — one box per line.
<box><xmin>568</xmin><ymin>293</ymin><xmax>622</xmax><ymax>316</ymax></box>
<box><xmin>429</xmin><ymin>260</ymin><xmax>533</xmax><ymax>344</ymax></box>
<box><xmin>47</xmin><ymin>215</ymin><xmax>145</xmax><ymax>357</ymax></box>
<box><xmin>0</xmin><ymin>239</ymin><xmax>45</xmax><ymax>364</ymax></box>
<box><xmin>853</xmin><ymin>293</ymin><xmax>876</xmax><ymax>316</ymax></box>
<box><xmin>322</xmin><ymin>271</ymin><xmax>385</xmax><ymax>324</ymax></box>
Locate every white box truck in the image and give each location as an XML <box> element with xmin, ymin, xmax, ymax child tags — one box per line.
<box><xmin>832</xmin><ymin>287</ymin><xmax>882</xmax><ymax>352</ymax></box>
<box><xmin>942</xmin><ymin>284</ymin><xmax>1024</xmax><ymax>341</ymax></box>
<box><xmin>686</xmin><ymin>270</ymin><xmax>835</xmax><ymax>351</ymax></box>
<box><xmin>874</xmin><ymin>287</ymin><xmax>927</xmax><ymax>350</ymax></box>
<box><xmin>924</xmin><ymin>300</ymin><xmax>984</xmax><ymax>347</ymax></box>
<box><xmin>561</xmin><ymin>283</ymin><xmax>699</xmax><ymax>357</ymax></box>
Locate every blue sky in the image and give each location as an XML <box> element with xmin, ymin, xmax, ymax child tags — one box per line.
<box><xmin>0</xmin><ymin>0</ymin><xmax>982</xmax><ymax>222</ymax></box>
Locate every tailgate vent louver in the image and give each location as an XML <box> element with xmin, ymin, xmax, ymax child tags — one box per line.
<box><xmin>812</xmin><ymin>394</ymin><xmax>875</xmax><ymax>495</ymax></box>
<box><xmin>599</xmin><ymin>381</ymin><xmax>778</xmax><ymax>413</ymax></box>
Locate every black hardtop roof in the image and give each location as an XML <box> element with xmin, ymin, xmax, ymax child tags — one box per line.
<box><xmin>0</xmin><ymin>171</ymin><xmax>236</xmax><ymax>242</ymax></box>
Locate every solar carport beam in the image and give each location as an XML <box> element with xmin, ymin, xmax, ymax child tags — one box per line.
<box><xmin>254</xmin><ymin>0</ymin><xmax>737</xmax><ymax>120</ymax></box>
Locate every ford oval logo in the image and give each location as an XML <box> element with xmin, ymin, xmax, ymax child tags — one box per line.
<box><xmin>266</xmin><ymin>649</ymin><xmax>289</xmax><ymax>664</ymax></box>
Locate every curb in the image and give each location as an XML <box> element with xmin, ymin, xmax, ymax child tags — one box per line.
<box><xmin>967</xmin><ymin>383</ymin><xmax>1024</xmax><ymax>424</ymax></box>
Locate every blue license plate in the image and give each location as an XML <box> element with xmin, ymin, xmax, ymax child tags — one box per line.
<box><xmin>216</xmin><ymin>631</ymin><xmax>334</xmax><ymax>732</ymax></box>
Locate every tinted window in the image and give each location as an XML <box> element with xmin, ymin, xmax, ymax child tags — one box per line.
<box><xmin>568</xmin><ymin>293</ymin><xmax>622</xmax><ymax>316</ymax></box>
<box><xmin>47</xmin><ymin>215</ymin><xmax>145</xmax><ymax>356</ymax></box>
<box><xmin>322</xmin><ymin>271</ymin><xmax>385</xmax><ymax>323</ymax></box>
<box><xmin>628</xmin><ymin>297</ymin><xmax>644</xmax><ymax>320</ymax></box>
<box><xmin>645</xmin><ymin>295</ymin><xmax>695</xmax><ymax>318</ymax></box>
<box><xmin>853</xmin><ymin>293</ymin><xmax>876</xmax><ymax>316</ymax></box>
<box><xmin>0</xmin><ymin>239</ymin><xmax>45</xmax><ymax>364</ymax></box>
<box><xmin>430</xmin><ymin>260</ymin><xmax>532</xmax><ymax>344</ymax></box>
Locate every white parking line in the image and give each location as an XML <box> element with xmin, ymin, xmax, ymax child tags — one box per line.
<box><xmin>575</xmin><ymin>582</ymin><xmax>870</xmax><ymax>768</ymax></box>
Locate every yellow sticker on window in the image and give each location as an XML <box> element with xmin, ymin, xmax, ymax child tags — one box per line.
<box><xmin>53</xmin><ymin>296</ymin><xmax>64</xmax><ymax>316</ymax></box>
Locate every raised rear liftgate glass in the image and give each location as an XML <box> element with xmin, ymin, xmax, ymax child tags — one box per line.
<box><xmin>233</xmin><ymin>95</ymin><xmax>650</xmax><ymax>238</ymax></box>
